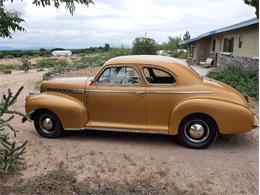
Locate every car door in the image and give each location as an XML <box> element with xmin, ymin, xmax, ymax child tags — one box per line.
<box><xmin>142</xmin><ymin>66</ymin><xmax>178</xmax><ymax>132</ymax></box>
<box><xmin>86</xmin><ymin>65</ymin><xmax>146</xmax><ymax>130</ymax></box>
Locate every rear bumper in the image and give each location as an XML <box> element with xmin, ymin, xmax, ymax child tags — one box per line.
<box><xmin>253</xmin><ymin>115</ymin><xmax>259</xmax><ymax>128</ymax></box>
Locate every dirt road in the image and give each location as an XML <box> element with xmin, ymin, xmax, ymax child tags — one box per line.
<box><xmin>0</xmin><ymin>69</ymin><xmax>258</xmax><ymax>195</ymax></box>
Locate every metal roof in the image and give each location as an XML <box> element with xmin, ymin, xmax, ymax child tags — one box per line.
<box><xmin>179</xmin><ymin>18</ymin><xmax>259</xmax><ymax>45</ymax></box>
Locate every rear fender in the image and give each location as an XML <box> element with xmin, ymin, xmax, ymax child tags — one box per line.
<box><xmin>168</xmin><ymin>98</ymin><xmax>254</xmax><ymax>135</ymax></box>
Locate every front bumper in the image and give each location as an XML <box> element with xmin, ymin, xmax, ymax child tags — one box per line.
<box><xmin>22</xmin><ymin>111</ymin><xmax>34</xmax><ymax>123</ymax></box>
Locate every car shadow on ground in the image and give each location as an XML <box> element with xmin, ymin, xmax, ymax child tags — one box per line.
<box><xmin>60</xmin><ymin>129</ymin><xmax>258</xmax><ymax>150</ymax></box>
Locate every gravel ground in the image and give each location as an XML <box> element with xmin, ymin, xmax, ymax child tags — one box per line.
<box><xmin>0</xmin><ymin>67</ymin><xmax>258</xmax><ymax>195</ymax></box>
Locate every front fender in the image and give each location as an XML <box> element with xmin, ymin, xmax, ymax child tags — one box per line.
<box><xmin>25</xmin><ymin>92</ymin><xmax>87</xmax><ymax>128</ymax></box>
<box><xmin>168</xmin><ymin>98</ymin><xmax>254</xmax><ymax>135</ymax></box>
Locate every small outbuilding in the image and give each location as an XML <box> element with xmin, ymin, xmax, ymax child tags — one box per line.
<box><xmin>52</xmin><ymin>50</ymin><xmax>72</xmax><ymax>57</ymax></box>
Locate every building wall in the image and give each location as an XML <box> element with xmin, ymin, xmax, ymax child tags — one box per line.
<box><xmin>187</xmin><ymin>39</ymin><xmax>211</xmax><ymax>65</ymax></box>
<box><xmin>209</xmin><ymin>24</ymin><xmax>259</xmax><ymax>58</ymax></box>
<box><xmin>217</xmin><ymin>53</ymin><xmax>259</xmax><ymax>71</ymax></box>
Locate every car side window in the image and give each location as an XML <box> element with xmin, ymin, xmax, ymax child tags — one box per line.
<box><xmin>98</xmin><ymin>66</ymin><xmax>140</xmax><ymax>85</ymax></box>
<box><xmin>143</xmin><ymin>67</ymin><xmax>176</xmax><ymax>84</ymax></box>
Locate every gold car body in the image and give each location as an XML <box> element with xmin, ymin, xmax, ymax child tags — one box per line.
<box><xmin>25</xmin><ymin>55</ymin><xmax>258</xmax><ymax>135</ymax></box>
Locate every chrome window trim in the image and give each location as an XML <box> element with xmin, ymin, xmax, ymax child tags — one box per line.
<box><xmin>85</xmin><ymin>89</ymin><xmax>212</xmax><ymax>94</ymax></box>
<box><xmin>96</xmin><ymin>65</ymin><xmax>142</xmax><ymax>87</ymax></box>
<box><xmin>85</xmin><ymin>89</ymin><xmax>145</xmax><ymax>94</ymax></box>
<box><xmin>141</xmin><ymin>65</ymin><xmax>177</xmax><ymax>86</ymax></box>
<box><xmin>145</xmin><ymin>91</ymin><xmax>212</xmax><ymax>94</ymax></box>
<box><xmin>46</xmin><ymin>88</ymin><xmax>85</xmax><ymax>94</ymax></box>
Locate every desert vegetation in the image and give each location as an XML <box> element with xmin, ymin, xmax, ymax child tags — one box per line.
<box><xmin>208</xmin><ymin>67</ymin><xmax>258</xmax><ymax>99</ymax></box>
<box><xmin>0</xmin><ymin>87</ymin><xmax>27</xmax><ymax>175</ymax></box>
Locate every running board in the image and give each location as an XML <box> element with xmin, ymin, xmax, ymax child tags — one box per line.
<box><xmin>64</xmin><ymin>127</ymin><xmax>168</xmax><ymax>135</ymax></box>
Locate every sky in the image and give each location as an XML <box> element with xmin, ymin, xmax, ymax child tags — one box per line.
<box><xmin>0</xmin><ymin>0</ymin><xmax>257</xmax><ymax>49</ymax></box>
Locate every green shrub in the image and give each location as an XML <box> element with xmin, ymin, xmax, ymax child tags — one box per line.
<box><xmin>132</xmin><ymin>37</ymin><xmax>158</xmax><ymax>55</ymax></box>
<box><xmin>0</xmin><ymin>50</ymin><xmax>51</xmax><ymax>59</ymax></box>
<box><xmin>207</xmin><ymin>67</ymin><xmax>258</xmax><ymax>99</ymax></box>
<box><xmin>36</xmin><ymin>58</ymin><xmax>57</xmax><ymax>68</ymax></box>
<box><xmin>56</xmin><ymin>59</ymin><xmax>70</xmax><ymax>67</ymax></box>
<box><xmin>178</xmin><ymin>51</ymin><xmax>187</xmax><ymax>59</ymax></box>
<box><xmin>36</xmin><ymin>58</ymin><xmax>70</xmax><ymax>68</ymax></box>
<box><xmin>2</xmin><ymin>69</ymin><xmax>12</xmax><ymax>74</ymax></box>
<box><xmin>0</xmin><ymin>64</ymin><xmax>17</xmax><ymax>74</ymax></box>
<box><xmin>20</xmin><ymin>58</ymin><xmax>31</xmax><ymax>72</ymax></box>
<box><xmin>37</xmin><ymin>68</ymin><xmax>45</xmax><ymax>72</ymax></box>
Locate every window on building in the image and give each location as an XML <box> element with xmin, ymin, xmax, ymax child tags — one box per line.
<box><xmin>212</xmin><ymin>39</ymin><xmax>216</xmax><ymax>52</ymax></box>
<box><xmin>238</xmin><ymin>35</ymin><xmax>243</xmax><ymax>48</ymax></box>
<box><xmin>189</xmin><ymin>45</ymin><xmax>194</xmax><ymax>57</ymax></box>
<box><xmin>223</xmin><ymin>37</ymin><xmax>234</xmax><ymax>52</ymax></box>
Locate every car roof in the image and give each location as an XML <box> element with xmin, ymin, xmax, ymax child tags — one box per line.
<box><xmin>103</xmin><ymin>55</ymin><xmax>202</xmax><ymax>85</ymax></box>
<box><xmin>104</xmin><ymin>55</ymin><xmax>187</xmax><ymax>69</ymax></box>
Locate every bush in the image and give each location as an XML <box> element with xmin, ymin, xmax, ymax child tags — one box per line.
<box><xmin>132</xmin><ymin>37</ymin><xmax>158</xmax><ymax>55</ymax></box>
<box><xmin>0</xmin><ymin>64</ymin><xmax>17</xmax><ymax>74</ymax></box>
<box><xmin>178</xmin><ymin>51</ymin><xmax>187</xmax><ymax>59</ymax></box>
<box><xmin>2</xmin><ymin>69</ymin><xmax>12</xmax><ymax>74</ymax></box>
<box><xmin>56</xmin><ymin>59</ymin><xmax>70</xmax><ymax>67</ymax></box>
<box><xmin>37</xmin><ymin>68</ymin><xmax>45</xmax><ymax>72</ymax></box>
<box><xmin>0</xmin><ymin>50</ymin><xmax>51</xmax><ymax>59</ymax></box>
<box><xmin>207</xmin><ymin>67</ymin><xmax>258</xmax><ymax>99</ymax></box>
<box><xmin>0</xmin><ymin>64</ymin><xmax>17</xmax><ymax>72</ymax></box>
<box><xmin>36</xmin><ymin>58</ymin><xmax>57</xmax><ymax>68</ymax></box>
<box><xmin>20</xmin><ymin>58</ymin><xmax>31</xmax><ymax>72</ymax></box>
<box><xmin>36</xmin><ymin>58</ymin><xmax>69</xmax><ymax>68</ymax></box>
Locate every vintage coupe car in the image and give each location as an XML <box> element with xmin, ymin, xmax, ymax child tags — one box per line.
<box><xmin>24</xmin><ymin>55</ymin><xmax>258</xmax><ymax>149</ymax></box>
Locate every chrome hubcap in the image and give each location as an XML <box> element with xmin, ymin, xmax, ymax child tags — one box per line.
<box><xmin>39</xmin><ymin>115</ymin><xmax>54</xmax><ymax>133</ymax></box>
<box><xmin>189</xmin><ymin>124</ymin><xmax>205</xmax><ymax>139</ymax></box>
<box><xmin>42</xmin><ymin>118</ymin><xmax>53</xmax><ymax>131</ymax></box>
<box><xmin>184</xmin><ymin>120</ymin><xmax>210</xmax><ymax>143</ymax></box>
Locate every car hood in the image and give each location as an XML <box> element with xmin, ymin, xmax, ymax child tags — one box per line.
<box><xmin>202</xmin><ymin>78</ymin><xmax>249</xmax><ymax>108</ymax></box>
<box><xmin>41</xmin><ymin>77</ymin><xmax>94</xmax><ymax>91</ymax></box>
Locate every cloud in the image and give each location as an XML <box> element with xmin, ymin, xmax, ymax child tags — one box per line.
<box><xmin>0</xmin><ymin>0</ymin><xmax>256</xmax><ymax>49</ymax></box>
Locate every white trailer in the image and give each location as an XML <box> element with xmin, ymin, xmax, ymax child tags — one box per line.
<box><xmin>52</xmin><ymin>50</ymin><xmax>72</xmax><ymax>57</ymax></box>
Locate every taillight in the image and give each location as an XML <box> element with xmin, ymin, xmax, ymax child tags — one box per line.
<box><xmin>243</xmin><ymin>94</ymin><xmax>249</xmax><ymax>103</ymax></box>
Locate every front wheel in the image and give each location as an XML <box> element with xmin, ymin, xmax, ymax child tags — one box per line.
<box><xmin>177</xmin><ymin>114</ymin><xmax>218</xmax><ymax>149</ymax></box>
<box><xmin>34</xmin><ymin>110</ymin><xmax>63</xmax><ymax>138</ymax></box>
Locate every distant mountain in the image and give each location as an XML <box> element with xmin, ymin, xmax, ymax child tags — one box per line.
<box><xmin>0</xmin><ymin>46</ymin><xmax>56</xmax><ymax>51</ymax></box>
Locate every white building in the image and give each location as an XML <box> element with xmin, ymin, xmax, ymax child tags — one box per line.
<box><xmin>52</xmin><ymin>50</ymin><xmax>72</xmax><ymax>57</ymax></box>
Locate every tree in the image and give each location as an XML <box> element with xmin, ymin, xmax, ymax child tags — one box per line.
<box><xmin>0</xmin><ymin>0</ymin><xmax>94</xmax><ymax>38</ymax></box>
<box><xmin>132</xmin><ymin>37</ymin><xmax>158</xmax><ymax>55</ymax></box>
<box><xmin>0</xmin><ymin>87</ymin><xmax>28</xmax><ymax>174</ymax></box>
<box><xmin>51</xmin><ymin>47</ymin><xmax>65</xmax><ymax>52</ymax></box>
<box><xmin>183</xmin><ymin>31</ymin><xmax>191</xmax><ymax>40</ymax></box>
<box><xmin>39</xmin><ymin>48</ymin><xmax>46</xmax><ymax>52</ymax></box>
<box><xmin>159</xmin><ymin>36</ymin><xmax>182</xmax><ymax>51</ymax></box>
<box><xmin>244</xmin><ymin>0</ymin><xmax>259</xmax><ymax>18</ymax></box>
<box><xmin>104</xmin><ymin>43</ymin><xmax>110</xmax><ymax>51</ymax></box>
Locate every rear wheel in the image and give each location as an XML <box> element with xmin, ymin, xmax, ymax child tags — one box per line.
<box><xmin>34</xmin><ymin>110</ymin><xmax>63</xmax><ymax>138</ymax></box>
<box><xmin>177</xmin><ymin>114</ymin><xmax>218</xmax><ymax>149</ymax></box>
